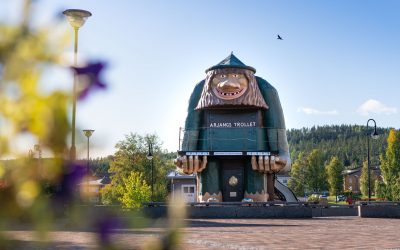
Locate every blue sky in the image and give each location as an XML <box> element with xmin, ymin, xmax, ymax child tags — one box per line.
<box><xmin>2</xmin><ymin>0</ymin><xmax>400</xmax><ymax>158</ymax></box>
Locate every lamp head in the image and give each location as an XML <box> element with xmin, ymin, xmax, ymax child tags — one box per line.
<box><xmin>146</xmin><ymin>153</ymin><xmax>153</xmax><ymax>160</ymax></box>
<box><xmin>147</xmin><ymin>143</ymin><xmax>153</xmax><ymax>160</ymax></box>
<box><xmin>371</xmin><ymin>129</ymin><xmax>379</xmax><ymax>140</ymax></box>
<box><xmin>63</xmin><ymin>9</ymin><xmax>92</xmax><ymax>29</ymax></box>
<box><xmin>83</xmin><ymin>129</ymin><xmax>95</xmax><ymax>138</ymax></box>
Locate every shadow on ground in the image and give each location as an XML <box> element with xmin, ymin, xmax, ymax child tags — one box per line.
<box><xmin>186</xmin><ymin>219</ymin><xmax>304</xmax><ymax>228</ymax></box>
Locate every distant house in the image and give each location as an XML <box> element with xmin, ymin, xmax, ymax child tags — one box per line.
<box><xmin>276</xmin><ymin>173</ymin><xmax>291</xmax><ymax>187</ymax></box>
<box><xmin>343</xmin><ymin>168</ymin><xmax>361</xmax><ymax>193</ymax></box>
<box><xmin>79</xmin><ymin>176</ymin><xmax>110</xmax><ymax>203</ymax></box>
<box><xmin>343</xmin><ymin>166</ymin><xmax>381</xmax><ymax>194</ymax></box>
<box><xmin>167</xmin><ymin>170</ymin><xmax>197</xmax><ymax>202</ymax></box>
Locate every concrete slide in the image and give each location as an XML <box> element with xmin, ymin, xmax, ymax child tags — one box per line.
<box><xmin>275</xmin><ymin>179</ymin><xmax>298</xmax><ymax>202</ymax></box>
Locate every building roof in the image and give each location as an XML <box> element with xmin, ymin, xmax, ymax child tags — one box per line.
<box><xmin>79</xmin><ymin>176</ymin><xmax>109</xmax><ymax>186</ymax></box>
<box><xmin>276</xmin><ymin>173</ymin><xmax>291</xmax><ymax>178</ymax></box>
<box><xmin>205</xmin><ymin>53</ymin><xmax>256</xmax><ymax>73</ymax></box>
<box><xmin>167</xmin><ymin>170</ymin><xmax>196</xmax><ymax>179</ymax></box>
<box><xmin>343</xmin><ymin>165</ymin><xmax>381</xmax><ymax>176</ymax></box>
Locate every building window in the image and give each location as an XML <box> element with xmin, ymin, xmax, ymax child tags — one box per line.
<box><xmin>183</xmin><ymin>186</ymin><xmax>195</xmax><ymax>194</ymax></box>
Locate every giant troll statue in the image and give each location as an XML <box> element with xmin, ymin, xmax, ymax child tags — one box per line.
<box><xmin>175</xmin><ymin>54</ymin><xmax>295</xmax><ymax>202</ymax></box>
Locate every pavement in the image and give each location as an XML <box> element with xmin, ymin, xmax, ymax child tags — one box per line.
<box><xmin>2</xmin><ymin>216</ymin><xmax>400</xmax><ymax>249</ymax></box>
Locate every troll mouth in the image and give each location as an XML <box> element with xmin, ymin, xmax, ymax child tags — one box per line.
<box><xmin>213</xmin><ymin>87</ymin><xmax>246</xmax><ymax>99</ymax></box>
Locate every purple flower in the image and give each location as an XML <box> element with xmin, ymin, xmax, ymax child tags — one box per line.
<box><xmin>53</xmin><ymin>161</ymin><xmax>88</xmax><ymax>203</ymax></box>
<box><xmin>96</xmin><ymin>215</ymin><xmax>124</xmax><ymax>246</ymax></box>
<box><xmin>71</xmin><ymin>62</ymin><xmax>107</xmax><ymax>100</ymax></box>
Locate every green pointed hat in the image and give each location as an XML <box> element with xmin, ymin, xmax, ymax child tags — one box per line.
<box><xmin>206</xmin><ymin>53</ymin><xmax>256</xmax><ymax>73</ymax></box>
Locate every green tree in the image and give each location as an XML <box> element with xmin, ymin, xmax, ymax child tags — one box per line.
<box><xmin>118</xmin><ymin>172</ymin><xmax>151</xmax><ymax>208</ymax></box>
<box><xmin>305</xmin><ymin>149</ymin><xmax>328</xmax><ymax>192</ymax></box>
<box><xmin>392</xmin><ymin>178</ymin><xmax>400</xmax><ymax>201</ymax></box>
<box><xmin>360</xmin><ymin>160</ymin><xmax>376</xmax><ymax>198</ymax></box>
<box><xmin>326</xmin><ymin>156</ymin><xmax>344</xmax><ymax>197</ymax></box>
<box><xmin>380</xmin><ymin>129</ymin><xmax>400</xmax><ymax>200</ymax></box>
<box><xmin>375</xmin><ymin>180</ymin><xmax>386</xmax><ymax>199</ymax></box>
<box><xmin>90</xmin><ymin>156</ymin><xmax>112</xmax><ymax>176</ymax></box>
<box><xmin>101</xmin><ymin>133</ymin><xmax>175</xmax><ymax>204</ymax></box>
<box><xmin>288</xmin><ymin>152</ymin><xmax>307</xmax><ymax>196</ymax></box>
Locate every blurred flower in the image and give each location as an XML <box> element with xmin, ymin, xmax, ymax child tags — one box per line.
<box><xmin>95</xmin><ymin>214</ymin><xmax>124</xmax><ymax>247</ymax></box>
<box><xmin>53</xmin><ymin>161</ymin><xmax>87</xmax><ymax>204</ymax></box>
<box><xmin>16</xmin><ymin>180</ymin><xmax>40</xmax><ymax>208</ymax></box>
<box><xmin>71</xmin><ymin>61</ymin><xmax>107</xmax><ymax>100</ymax></box>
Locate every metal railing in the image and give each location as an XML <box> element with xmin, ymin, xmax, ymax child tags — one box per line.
<box><xmin>178</xmin><ymin>127</ymin><xmax>285</xmax><ymax>152</ymax></box>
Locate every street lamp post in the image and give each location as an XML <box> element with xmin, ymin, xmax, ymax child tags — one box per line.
<box><xmin>83</xmin><ymin>129</ymin><xmax>94</xmax><ymax>201</ymax></box>
<box><xmin>83</xmin><ymin>129</ymin><xmax>95</xmax><ymax>172</ymax></box>
<box><xmin>367</xmin><ymin>119</ymin><xmax>379</xmax><ymax>202</ymax></box>
<box><xmin>146</xmin><ymin>142</ymin><xmax>154</xmax><ymax>201</ymax></box>
<box><xmin>63</xmin><ymin>9</ymin><xmax>92</xmax><ymax>160</ymax></box>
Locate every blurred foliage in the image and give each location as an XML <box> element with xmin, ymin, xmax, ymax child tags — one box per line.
<box><xmin>101</xmin><ymin>133</ymin><xmax>176</xmax><ymax>205</ymax></box>
<box><xmin>0</xmin><ymin>1</ymin><xmax>185</xmax><ymax>249</ymax></box>
<box><xmin>0</xmin><ymin>7</ymin><xmax>70</xmax><ymax>156</ymax></box>
<box><xmin>0</xmin><ymin>0</ymin><xmax>70</xmax><ymax>234</ymax></box>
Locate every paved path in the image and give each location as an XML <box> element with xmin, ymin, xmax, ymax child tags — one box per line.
<box><xmin>2</xmin><ymin>217</ymin><xmax>400</xmax><ymax>249</ymax></box>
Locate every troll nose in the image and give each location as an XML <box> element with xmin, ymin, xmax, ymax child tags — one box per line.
<box><xmin>218</xmin><ymin>80</ymin><xmax>240</xmax><ymax>89</ymax></box>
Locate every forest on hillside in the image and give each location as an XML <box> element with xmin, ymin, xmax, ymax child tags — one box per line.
<box><xmin>287</xmin><ymin>124</ymin><xmax>391</xmax><ymax>169</ymax></box>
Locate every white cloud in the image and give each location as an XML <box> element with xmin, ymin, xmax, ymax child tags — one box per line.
<box><xmin>297</xmin><ymin>107</ymin><xmax>339</xmax><ymax>115</ymax></box>
<box><xmin>357</xmin><ymin>99</ymin><xmax>397</xmax><ymax>116</ymax></box>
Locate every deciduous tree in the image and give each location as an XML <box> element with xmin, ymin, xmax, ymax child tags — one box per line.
<box><xmin>288</xmin><ymin>152</ymin><xmax>307</xmax><ymax>196</ymax></box>
<box><xmin>326</xmin><ymin>156</ymin><xmax>344</xmax><ymax>197</ymax></box>
<box><xmin>380</xmin><ymin>129</ymin><xmax>400</xmax><ymax>200</ymax></box>
<box><xmin>101</xmin><ymin>133</ymin><xmax>175</xmax><ymax>204</ymax></box>
<box><xmin>118</xmin><ymin>172</ymin><xmax>151</xmax><ymax>208</ymax></box>
<box><xmin>375</xmin><ymin>179</ymin><xmax>387</xmax><ymax>199</ymax></box>
<box><xmin>360</xmin><ymin>160</ymin><xmax>376</xmax><ymax>198</ymax></box>
<box><xmin>305</xmin><ymin>149</ymin><xmax>328</xmax><ymax>193</ymax></box>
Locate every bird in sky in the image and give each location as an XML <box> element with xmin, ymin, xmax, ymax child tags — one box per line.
<box><xmin>277</xmin><ymin>34</ymin><xmax>283</xmax><ymax>40</ymax></box>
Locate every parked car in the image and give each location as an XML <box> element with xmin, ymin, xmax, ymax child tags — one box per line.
<box><xmin>336</xmin><ymin>195</ymin><xmax>346</xmax><ymax>201</ymax></box>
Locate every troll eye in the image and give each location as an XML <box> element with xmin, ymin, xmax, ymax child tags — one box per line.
<box><xmin>220</xmin><ymin>74</ymin><xmax>226</xmax><ymax>78</ymax></box>
<box><xmin>232</xmin><ymin>74</ymin><xmax>239</xmax><ymax>78</ymax></box>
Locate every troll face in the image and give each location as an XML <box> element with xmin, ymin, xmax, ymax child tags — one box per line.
<box><xmin>196</xmin><ymin>68</ymin><xmax>267</xmax><ymax>109</ymax></box>
<box><xmin>211</xmin><ymin>72</ymin><xmax>248</xmax><ymax>100</ymax></box>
